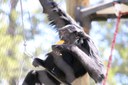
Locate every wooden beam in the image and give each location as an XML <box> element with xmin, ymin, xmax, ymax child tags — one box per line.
<box><xmin>78</xmin><ymin>1</ymin><xmax>128</xmax><ymax>21</ymax></box>
<box><xmin>80</xmin><ymin>1</ymin><xmax>114</xmax><ymax>17</ymax></box>
<box><xmin>91</xmin><ymin>14</ymin><xmax>128</xmax><ymax>21</ymax></box>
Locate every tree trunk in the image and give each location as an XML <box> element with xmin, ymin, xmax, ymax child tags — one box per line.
<box><xmin>66</xmin><ymin>0</ymin><xmax>91</xmax><ymax>85</ymax></box>
<box><xmin>7</xmin><ymin>0</ymin><xmax>18</xmax><ymax>36</ymax></box>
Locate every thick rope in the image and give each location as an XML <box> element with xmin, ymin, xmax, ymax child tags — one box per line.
<box><xmin>103</xmin><ymin>12</ymin><xmax>121</xmax><ymax>85</ymax></box>
<box><xmin>103</xmin><ymin>5</ymin><xmax>128</xmax><ymax>85</ymax></box>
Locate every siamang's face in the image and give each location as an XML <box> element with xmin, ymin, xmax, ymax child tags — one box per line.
<box><xmin>59</xmin><ymin>29</ymin><xmax>79</xmax><ymax>44</ymax></box>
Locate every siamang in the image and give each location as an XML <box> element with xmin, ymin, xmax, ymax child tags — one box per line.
<box><xmin>22</xmin><ymin>0</ymin><xmax>105</xmax><ymax>84</ymax></box>
<box><xmin>32</xmin><ymin>46</ymin><xmax>87</xmax><ymax>84</ymax></box>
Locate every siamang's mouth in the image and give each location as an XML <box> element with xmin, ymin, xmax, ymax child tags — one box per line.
<box><xmin>56</xmin><ymin>39</ymin><xmax>65</xmax><ymax>45</ymax></box>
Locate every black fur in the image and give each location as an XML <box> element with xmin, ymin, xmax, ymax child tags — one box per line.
<box><xmin>22</xmin><ymin>70</ymin><xmax>61</xmax><ymax>85</ymax></box>
<box><xmin>22</xmin><ymin>70</ymin><xmax>41</xmax><ymax>85</ymax></box>
<box><xmin>30</xmin><ymin>0</ymin><xmax>106</xmax><ymax>84</ymax></box>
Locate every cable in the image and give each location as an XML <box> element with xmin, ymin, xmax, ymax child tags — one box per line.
<box><xmin>17</xmin><ymin>0</ymin><xmax>26</xmax><ymax>85</ymax></box>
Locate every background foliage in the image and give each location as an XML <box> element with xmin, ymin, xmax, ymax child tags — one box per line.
<box><xmin>0</xmin><ymin>0</ymin><xmax>128</xmax><ymax>85</ymax></box>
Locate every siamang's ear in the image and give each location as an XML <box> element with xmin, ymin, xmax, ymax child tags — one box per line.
<box><xmin>22</xmin><ymin>70</ymin><xmax>41</xmax><ymax>85</ymax></box>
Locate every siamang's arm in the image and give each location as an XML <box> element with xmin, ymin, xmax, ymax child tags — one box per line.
<box><xmin>53</xmin><ymin>44</ymin><xmax>105</xmax><ymax>83</ymax></box>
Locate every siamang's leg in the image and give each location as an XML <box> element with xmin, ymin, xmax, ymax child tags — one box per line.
<box><xmin>51</xmin><ymin>48</ymin><xmax>75</xmax><ymax>83</ymax></box>
<box><xmin>22</xmin><ymin>70</ymin><xmax>60</xmax><ymax>85</ymax></box>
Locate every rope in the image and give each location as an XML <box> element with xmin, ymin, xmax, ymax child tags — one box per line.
<box><xmin>103</xmin><ymin>12</ymin><xmax>121</xmax><ymax>85</ymax></box>
<box><xmin>17</xmin><ymin>1</ymin><xmax>35</xmax><ymax>84</ymax></box>
<box><xmin>103</xmin><ymin>3</ymin><xmax>128</xmax><ymax>85</ymax></box>
<box><xmin>17</xmin><ymin>0</ymin><xmax>26</xmax><ymax>85</ymax></box>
